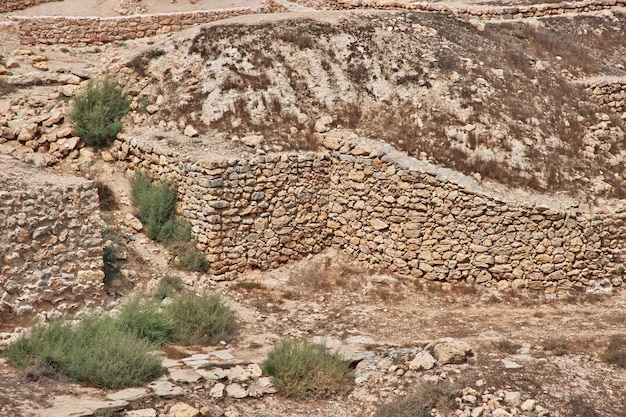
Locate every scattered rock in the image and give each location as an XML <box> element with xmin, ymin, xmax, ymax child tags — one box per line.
<box><xmin>315</xmin><ymin>115</ymin><xmax>334</xmax><ymax>133</ymax></box>
<box><xmin>124</xmin><ymin>213</ymin><xmax>143</xmax><ymax>231</ymax></box>
<box><xmin>169</xmin><ymin>367</ymin><xmax>202</xmax><ymax>384</ymax></box>
<box><xmin>240</xmin><ymin>134</ymin><xmax>264</xmax><ymax>148</ymax></box>
<box><xmin>106</xmin><ymin>387</ymin><xmax>149</xmax><ymax>402</ymax></box>
<box><xmin>429</xmin><ymin>339</ymin><xmax>473</xmax><ymax>364</ymax></box>
<box><xmin>502</xmin><ymin>359</ymin><xmax>524</xmax><ymax>369</ymax></box>
<box><xmin>226</xmin><ymin>383</ymin><xmax>247</xmax><ymax>399</ymax></box>
<box><xmin>126</xmin><ymin>409</ymin><xmax>157</xmax><ymax>417</ymax></box>
<box><xmin>148</xmin><ymin>379</ymin><xmax>183</xmax><ymax>397</ymax></box>
<box><xmin>409</xmin><ymin>351</ymin><xmax>436</xmax><ymax>370</ymax></box>
<box><xmin>183</xmin><ymin>125</ymin><xmax>198</xmax><ymax>137</ymax></box>
<box><xmin>71</xmin><ymin>66</ymin><xmax>93</xmax><ymax>79</ymax></box>
<box><xmin>168</xmin><ymin>402</ymin><xmax>200</xmax><ymax>417</ymax></box>
<box><xmin>210</xmin><ymin>382</ymin><xmax>225</xmax><ymax>399</ymax></box>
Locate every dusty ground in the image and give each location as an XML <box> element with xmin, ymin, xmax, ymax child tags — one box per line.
<box><xmin>1</xmin><ymin>1</ymin><xmax>626</xmax><ymax>416</ymax></box>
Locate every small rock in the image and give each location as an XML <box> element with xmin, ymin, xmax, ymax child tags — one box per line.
<box><xmin>492</xmin><ymin>409</ymin><xmax>512</xmax><ymax>417</ymax></box>
<box><xmin>124</xmin><ymin>213</ymin><xmax>143</xmax><ymax>231</ymax></box>
<box><xmin>370</xmin><ymin>218</ymin><xmax>389</xmax><ymax>230</ymax></box>
<box><xmin>409</xmin><ymin>351</ymin><xmax>436</xmax><ymax>370</ymax></box>
<box><xmin>240</xmin><ymin>134</ymin><xmax>263</xmax><ymax>147</ymax></box>
<box><xmin>504</xmin><ymin>391</ymin><xmax>522</xmax><ymax>405</ymax></box>
<box><xmin>247</xmin><ymin>363</ymin><xmax>263</xmax><ymax>378</ymax></box>
<box><xmin>0</xmin><ymin>65</ymin><xmax>6</xmax><ymax>75</ymax></box>
<box><xmin>225</xmin><ymin>365</ymin><xmax>250</xmax><ymax>382</ymax></box>
<box><xmin>5</xmin><ymin>59</ymin><xmax>20</xmax><ymax>69</ymax></box>
<box><xmin>17</xmin><ymin>123</ymin><xmax>38</xmax><ymax>142</ymax></box>
<box><xmin>146</xmin><ymin>104</ymin><xmax>159</xmax><ymax>114</ymax></box>
<box><xmin>502</xmin><ymin>359</ymin><xmax>523</xmax><ymax>369</ymax></box>
<box><xmin>16</xmin><ymin>49</ymin><xmax>32</xmax><ymax>55</ymax></box>
<box><xmin>169</xmin><ymin>402</ymin><xmax>200</xmax><ymax>417</ymax></box>
<box><xmin>226</xmin><ymin>383</ymin><xmax>247</xmax><ymax>398</ymax></box>
<box><xmin>43</xmin><ymin>110</ymin><xmax>64</xmax><ymax>127</ymax></box>
<box><xmin>315</xmin><ymin>115</ymin><xmax>333</xmax><ymax>133</ymax></box>
<box><xmin>183</xmin><ymin>125</ymin><xmax>198</xmax><ymax>137</ymax></box>
<box><xmin>210</xmin><ymin>382</ymin><xmax>225</xmax><ymax>398</ymax></box>
<box><xmin>32</xmin><ymin>61</ymin><xmax>49</xmax><ymax>71</ymax></box>
<box><xmin>31</xmin><ymin>55</ymin><xmax>47</xmax><ymax>63</ymax></box>
<box><xmin>521</xmin><ymin>399</ymin><xmax>536</xmax><ymax>411</ymax></box>
<box><xmin>126</xmin><ymin>409</ymin><xmax>157</xmax><ymax>417</ymax></box>
<box><xmin>56</xmin><ymin>127</ymin><xmax>73</xmax><ymax>138</ymax></box>
<box><xmin>430</xmin><ymin>339</ymin><xmax>472</xmax><ymax>365</ymax></box>
<box><xmin>71</xmin><ymin>66</ymin><xmax>92</xmax><ymax>79</ymax></box>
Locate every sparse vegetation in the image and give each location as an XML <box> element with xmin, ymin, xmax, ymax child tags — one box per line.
<box><xmin>374</xmin><ymin>382</ymin><xmax>459</xmax><ymax>417</ymax></box>
<box><xmin>494</xmin><ymin>339</ymin><xmax>522</xmax><ymax>354</ymax></box>
<box><xmin>4</xmin><ymin>315</ymin><xmax>163</xmax><ymax>389</ymax></box>
<box><xmin>601</xmin><ymin>335</ymin><xmax>626</xmax><ymax>369</ymax></box>
<box><xmin>262</xmin><ymin>338</ymin><xmax>353</xmax><ymax>398</ymax></box>
<box><xmin>115</xmin><ymin>296</ymin><xmax>175</xmax><ymax>346</ymax></box>
<box><xmin>164</xmin><ymin>292</ymin><xmax>237</xmax><ymax>345</ymax></box>
<box><xmin>69</xmin><ymin>76</ymin><xmax>130</xmax><ymax>148</ymax></box>
<box><xmin>172</xmin><ymin>244</ymin><xmax>209</xmax><ymax>272</ymax></box>
<box><xmin>154</xmin><ymin>275</ymin><xmax>185</xmax><ymax>301</ymax></box>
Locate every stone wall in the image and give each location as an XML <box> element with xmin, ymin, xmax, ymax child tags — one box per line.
<box><xmin>0</xmin><ymin>0</ymin><xmax>62</xmax><ymax>14</ymax></box>
<box><xmin>10</xmin><ymin>6</ymin><xmax>264</xmax><ymax>45</ymax></box>
<box><xmin>114</xmin><ymin>133</ymin><xmax>626</xmax><ymax>291</ymax></box>
<box><xmin>587</xmin><ymin>78</ymin><xmax>626</xmax><ymax>112</ymax></box>
<box><xmin>0</xmin><ymin>155</ymin><xmax>105</xmax><ymax>325</ymax></box>
<box><xmin>326</xmin><ymin>0</ymin><xmax>626</xmax><ymax>20</ymax></box>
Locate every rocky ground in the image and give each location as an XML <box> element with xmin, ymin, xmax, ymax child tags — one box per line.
<box><xmin>1</xmin><ymin>1</ymin><xmax>626</xmax><ymax>416</ymax></box>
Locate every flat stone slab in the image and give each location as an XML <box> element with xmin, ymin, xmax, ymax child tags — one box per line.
<box><xmin>106</xmin><ymin>387</ymin><xmax>149</xmax><ymax>401</ymax></box>
<box><xmin>125</xmin><ymin>409</ymin><xmax>157</xmax><ymax>417</ymax></box>
<box><xmin>30</xmin><ymin>396</ymin><xmax>127</xmax><ymax>417</ymax></box>
<box><xmin>148</xmin><ymin>380</ymin><xmax>183</xmax><ymax>397</ymax></box>
<box><xmin>209</xmin><ymin>350</ymin><xmax>235</xmax><ymax>360</ymax></box>
<box><xmin>169</xmin><ymin>367</ymin><xmax>202</xmax><ymax>383</ymax></box>
<box><xmin>502</xmin><ymin>359</ymin><xmax>524</xmax><ymax>369</ymax></box>
<box><xmin>162</xmin><ymin>358</ymin><xmax>182</xmax><ymax>368</ymax></box>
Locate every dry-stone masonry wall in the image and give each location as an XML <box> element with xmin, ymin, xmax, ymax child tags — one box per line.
<box><xmin>326</xmin><ymin>0</ymin><xmax>626</xmax><ymax>20</ymax></box>
<box><xmin>587</xmin><ymin>78</ymin><xmax>626</xmax><ymax>112</ymax></box>
<box><xmin>0</xmin><ymin>0</ymin><xmax>62</xmax><ymax>13</ymax></box>
<box><xmin>10</xmin><ymin>7</ymin><xmax>264</xmax><ymax>45</ymax></box>
<box><xmin>115</xmin><ymin>132</ymin><xmax>626</xmax><ymax>291</ymax></box>
<box><xmin>0</xmin><ymin>155</ymin><xmax>105</xmax><ymax>324</ymax></box>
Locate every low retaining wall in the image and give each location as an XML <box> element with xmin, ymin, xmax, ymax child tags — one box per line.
<box><xmin>587</xmin><ymin>78</ymin><xmax>626</xmax><ymax>112</ymax></box>
<box><xmin>328</xmin><ymin>0</ymin><xmax>626</xmax><ymax>20</ymax></box>
<box><xmin>10</xmin><ymin>6</ymin><xmax>264</xmax><ymax>45</ymax></box>
<box><xmin>0</xmin><ymin>156</ymin><xmax>105</xmax><ymax>325</ymax></box>
<box><xmin>0</xmin><ymin>0</ymin><xmax>62</xmax><ymax>14</ymax></box>
<box><xmin>114</xmin><ymin>133</ymin><xmax>626</xmax><ymax>291</ymax></box>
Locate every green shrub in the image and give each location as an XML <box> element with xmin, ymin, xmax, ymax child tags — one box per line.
<box><xmin>262</xmin><ymin>338</ymin><xmax>353</xmax><ymax>398</ymax></box>
<box><xmin>115</xmin><ymin>296</ymin><xmax>175</xmax><ymax>346</ymax></box>
<box><xmin>4</xmin><ymin>315</ymin><xmax>163</xmax><ymax>389</ymax></box>
<box><xmin>374</xmin><ymin>382</ymin><xmax>459</xmax><ymax>417</ymax></box>
<box><xmin>130</xmin><ymin>171</ymin><xmax>191</xmax><ymax>244</ymax></box>
<box><xmin>173</xmin><ymin>245</ymin><xmax>209</xmax><ymax>272</ymax></box>
<box><xmin>154</xmin><ymin>275</ymin><xmax>185</xmax><ymax>301</ymax></box>
<box><xmin>165</xmin><ymin>292</ymin><xmax>236</xmax><ymax>345</ymax></box>
<box><xmin>69</xmin><ymin>76</ymin><xmax>130</xmax><ymax>148</ymax></box>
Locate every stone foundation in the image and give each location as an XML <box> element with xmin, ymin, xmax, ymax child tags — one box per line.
<box><xmin>0</xmin><ymin>0</ymin><xmax>62</xmax><ymax>14</ymax></box>
<box><xmin>114</xmin><ymin>132</ymin><xmax>626</xmax><ymax>291</ymax></box>
<box><xmin>10</xmin><ymin>6</ymin><xmax>265</xmax><ymax>45</ymax></box>
<box><xmin>0</xmin><ymin>155</ymin><xmax>105</xmax><ymax>324</ymax></box>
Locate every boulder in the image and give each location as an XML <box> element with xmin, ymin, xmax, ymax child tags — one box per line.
<box><xmin>429</xmin><ymin>338</ymin><xmax>473</xmax><ymax>365</ymax></box>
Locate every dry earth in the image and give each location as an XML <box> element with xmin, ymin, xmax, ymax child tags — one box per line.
<box><xmin>1</xmin><ymin>1</ymin><xmax>626</xmax><ymax>417</ymax></box>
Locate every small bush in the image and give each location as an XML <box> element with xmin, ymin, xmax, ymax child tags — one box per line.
<box><xmin>262</xmin><ymin>338</ymin><xmax>353</xmax><ymax>398</ymax></box>
<box><xmin>602</xmin><ymin>335</ymin><xmax>626</xmax><ymax>369</ymax></box>
<box><xmin>116</xmin><ymin>296</ymin><xmax>175</xmax><ymax>346</ymax></box>
<box><xmin>69</xmin><ymin>76</ymin><xmax>130</xmax><ymax>147</ymax></box>
<box><xmin>173</xmin><ymin>245</ymin><xmax>209</xmax><ymax>272</ymax></box>
<box><xmin>375</xmin><ymin>382</ymin><xmax>459</xmax><ymax>417</ymax></box>
<box><xmin>4</xmin><ymin>315</ymin><xmax>163</xmax><ymax>389</ymax></box>
<box><xmin>130</xmin><ymin>171</ymin><xmax>191</xmax><ymax>244</ymax></box>
<box><xmin>154</xmin><ymin>275</ymin><xmax>185</xmax><ymax>301</ymax></box>
<box><xmin>165</xmin><ymin>292</ymin><xmax>236</xmax><ymax>345</ymax></box>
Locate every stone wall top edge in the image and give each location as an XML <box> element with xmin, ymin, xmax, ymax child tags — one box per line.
<box><xmin>7</xmin><ymin>6</ymin><xmax>264</xmax><ymax>22</ymax></box>
<box><xmin>0</xmin><ymin>154</ymin><xmax>93</xmax><ymax>188</ymax></box>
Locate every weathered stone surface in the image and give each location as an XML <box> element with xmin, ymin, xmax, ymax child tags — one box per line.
<box><xmin>148</xmin><ymin>380</ymin><xmax>183</xmax><ymax>397</ymax></box>
<box><xmin>106</xmin><ymin>388</ymin><xmax>149</xmax><ymax>401</ymax></box>
<box><xmin>226</xmin><ymin>383</ymin><xmax>248</xmax><ymax>398</ymax></box>
<box><xmin>409</xmin><ymin>351</ymin><xmax>436</xmax><ymax>370</ymax></box>
<box><xmin>169</xmin><ymin>402</ymin><xmax>200</xmax><ymax>417</ymax></box>
<box><xmin>125</xmin><ymin>409</ymin><xmax>157</xmax><ymax>417</ymax></box>
<box><xmin>124</xmin><ymin>213</ymin><xmax>143</xmax><ymax>231</ymax></box>
<box><xmin>29</xmin><ymin>396</ymin><xmax>127</xmax><ymax>417</ymax></box>
<box><xmin>430</xmin><ymin>339</ymin><xmax>473</xmax><ymax>364</ymax></box>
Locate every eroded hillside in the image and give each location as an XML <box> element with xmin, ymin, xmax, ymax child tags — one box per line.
<box><xmin>121</xmin><ymin>10</ymin><xmax>626</xmax><ymax>199</ymax></box>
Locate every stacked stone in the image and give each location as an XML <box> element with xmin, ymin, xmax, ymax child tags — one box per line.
<box><xmin>0</xmin><ymin>0</ymin><xmax>62</xmax><ymax>14</ymax></box>
<box><xmin>589</xmin><ymin>79</ymin><xmax>626</xmax><ymax>112</ymax></box>
<box><xmin>323</xmin><ymin>138</ymin><xmax>626</xmax><ymax>291</ymax></box>
<box><xmin>115</xmin><ymin>132</ymin><xmax>626</xmax><ymax>290</ymax></box>
<box><xmin>327</xmin><ymin>0</ymin><xmax>626</xmax><ymax>20</ymax></box>
<box><xmin>10</xmin><ymin>7</ymin><xmax>262</xmax><ymax>45</ymax></box>
<box><xmin>0</xmin><ymin>155</ymin><xmax>105</xmax><ymax>324</ymax></box>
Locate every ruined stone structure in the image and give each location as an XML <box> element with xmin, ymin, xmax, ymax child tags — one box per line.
<box><xmin>0</xmin><ymin>0</ymin><xmax>62</xmax><ymax>14</ymax></box>
<box><xmin>0</xmin><ymin>156</ymin><xmax>105</xmax><ymax>324</ymax></box>
<box><xmin>115</xmin><ymin>133</ymin><xmax>626</xmax><ymax>291</ymax></box>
